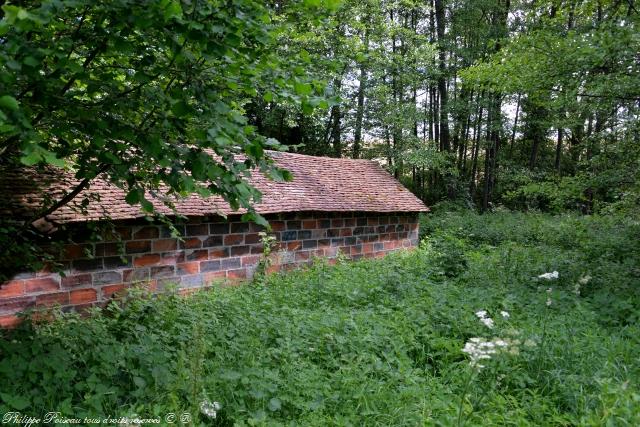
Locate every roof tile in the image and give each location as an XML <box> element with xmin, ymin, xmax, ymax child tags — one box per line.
<box><xmin>0</xmin><ymin>151</ymin><xmax>428</xmax><ymax>224</ymax></box>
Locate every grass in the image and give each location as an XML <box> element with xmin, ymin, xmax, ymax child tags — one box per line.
<box><xmin>1</xmin><ymin>208</ymin><xmax>639</xmax><ymax>425</ymax></box>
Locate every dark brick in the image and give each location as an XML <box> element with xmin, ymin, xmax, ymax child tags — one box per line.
<box><xmin>344</xmin><ymin>218</ymin><xmax>356</xmax><ymax>227</ymax></box>
<box><xmin>287</xmin><ymin>220</ymin><xmax>301</xmax><ymax>230</ymax></box>
<box><xmin>353</xmin><ymin>227</ymin><xmax>365</xmax><ymax>235</ymax></box>
<box><xmin>231</xmin><ymin>245</ymin><xmax>251</xmax><ymax>256</ymax></box>
<box><xmin>298</xmin><ymin>230</ymin><xmax>312</xmax><ymax>239</ymax></box>
<box><xmin>249</xmin><ymin>223</ymin><xmax>266</xmax><ymax>232</ymax></box>
<box><xmin>123</xmin><ymin>268</ymin><xmax>150</xmax><ymax>283</ymax></box>
<box><xmin>331</xmin><ymin>238</ymin><xmax>344</xmax><ymax>247</ymax></box>
<box><xmin>344</xmin><ymin>237</ymin><xmax>356</xmax><ymax>245</ymax></box>
<box><xmin>224</xmin><ymin>234</ymin><xmax>243</xmax><ymax>246</ymax></box>
<box><xmin>303</xmin><ymin>240</ymin><xmax>317</xmax><ymax>249</ymax></box>
<box><xmin>244</xmin><ymin>233</ymin><xmax>261</xmax><ymax>244</ymax></box>
<box><xmin>95</xmin><ymin>242</ymin><xmax>121</xmax><ymax>257</ymax></box>
<box><xmin>200</xmin><ymin>260</ymin><xmax>221</xmax><ymax>272</ymax></box>
<box><xmin>159</xmin><ymin>225</ymin><xmax>184</xmax><ymax>238</ymax></box>
<box><xmin>374</xmin><ymin>242</ymin><xmax>385</xmax><ymax>251</ymax></box>
<box><xmin>311</xmin><ymin>229</ymin><xmax>326</xmax><ymax>238</ymax></box>
<box><xmin>250</xmin><ymin>245</ymin><xmax>265</xmax><ymax>254</ymax></box>
<box><xmin>281</xmin><ymin>231</ymin><xmax>297</xmax><ymax>241</ymax></box>
<box><xmin>203</xmin><ymin>235</ymin><xmax>223</xmax><ymax>247</ymax></box>
<box><xmin>61</xmin><ymin>274</ymin><xmax>92</xmax><ymax>288</ymax></box>
<box><xmin>72</xmin><ymin>258</ymin><xmax>103</xmax><ymax>271</ymax></box>
<box><xmin>180</xmin><ymin>275</ymin><xmax>202</xmax><ymax>288</ymax></box>
<box><xmin>133</xmin><ymin>226</ymin><xmax>159</xmax><ymax>240</ymax></box>
<box><xmin>150</xmin><ymin>265</ymin><xmax>175</xmax><ymax>278</ymax></box>
<box><xmin>186</xmin><ymin>224</ymin><xmax>209</xmax><ymax>236</ymax></box>
<box><xmin>318</xmin><ymin>219</ymin><xmax>331</xmax><ymax>228</ymax></box>
<box><xmin>340</xmin><ymin>228</ymin><xmax>352</xmax><ymax>237</ymax></box>
<box><xmin>209</xmin><ymin>223</ymin><xmax>229</xmax><ymax>234</ymax></box>
<box><xmin>221</xmin><ymin>258</ymin><xmax>241</xmax><ymax>269</ymax></box>
<box><xmin>231</xmin><ymin>222</ymin><xmax>250</xmax><ymax>233</ymax></box>
<box><xmin>357</xmin><ymin>218</ymin><xmax>367</xmax><ymax>226</ymax></box>
<box><xmin>104</xmin><ymin>256</ymin><xmax>131</xmax><ymax>269</ymax></box>
<box><xmin>126</xmin><ymin>240</ymin><xmax>151</xmax><ymax>254</ymax></box>
<box><xmin>63</xmin><ymin>244</ymin><xmax>93</xmax><ymax>260</ymax></box>
<box><xmin>326</xmin><ymin>228</ymin><xmax>339</xmax><ymax>237</ymax></box>
<box><xmin>93</xmin><ymin>271</ymin><xmax>122</xmax><ymax>286</ymax></box>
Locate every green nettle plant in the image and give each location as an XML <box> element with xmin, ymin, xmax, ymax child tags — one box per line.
<box><xmin>252</xmin><ymin>231</ymin><xmax>277</xmax><ymax>285</ymax></box>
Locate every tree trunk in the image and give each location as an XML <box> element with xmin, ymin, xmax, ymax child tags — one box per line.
<box><xmin>434</xmin><ymin>0</ymin><xmax>450</xmax><ymax>151</ymax></box>
<box><xmin>554</xmin><ymin>127</ymin><xmax>563</xmax><ymax>173</ymax></box>
<box><xmin>353</xmin><ymin>29</ymin><xmax>369</xmax><ymax>159</ymax></box>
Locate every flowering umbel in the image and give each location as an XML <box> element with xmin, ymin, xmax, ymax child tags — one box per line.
<box><xmin>462</xmin><ymin>338</ymin><xmax>508</xmax><ymax>369</ymax></box>
<box><xmin>200</xmin><ymin>400</ymin><xmax>221</xmax><ymax>419</ymax></box>
<box><xmin>538</xmin><ymin>271</ymin><xmax>559</xmax><ymax>280</ymax></box>
<box><xmin>475</xmin><ymin>310</ymin><xmax>494</xmax><ymax>329</ymax></box>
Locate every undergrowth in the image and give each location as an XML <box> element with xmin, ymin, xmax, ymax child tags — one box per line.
<box><xmin>1</xmin><ymin>209</ymin><xmax>639</xmax><ymax>425</ymax></box>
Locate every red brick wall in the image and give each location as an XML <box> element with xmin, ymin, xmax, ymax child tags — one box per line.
<box><xmin>0</xmin><ymin>212</ymin><xmax>419</xmax><ymax>327</ymax></box>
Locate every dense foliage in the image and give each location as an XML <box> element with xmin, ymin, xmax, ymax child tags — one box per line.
<box><xmin>255</xmin><ymin>0</ymin><xmax>640</xmax><ymax>213</ymax></box>
<box><xmin>2</xmin><ymin>209</ymin><xmax>639</xmax><ymax>425</ymax></box>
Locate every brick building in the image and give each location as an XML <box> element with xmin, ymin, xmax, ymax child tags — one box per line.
<box><xmin>0</xmin><ymin>151</ymin><xmax>428</xmax><ymax>327</ymax></box>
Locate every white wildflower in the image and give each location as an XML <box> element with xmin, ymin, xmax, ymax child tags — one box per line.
<box><xmin>538</xmin><ymin>271</ymin><xmax>559</xmax><ymax>280</ymax></box>
<box><xmin>480</xmin><ymin>317</ymin><xmax>494</xmax><ymax>329</ymax></box>
<box><xmin>578</xmin><ymin>275</ymin><xmax>591</xmax><ymax>285</ymax></box>
<box><xmin>500</xmin><ymin>311</ymin><xmax>510</xmax><ymax>319</ymax></box>
<box><xmin>546</xmin><ymin>298</ymin><xmax>552</xmax><ymax>306</ymax></box>
<box><xmin>573</xmin><ymin>283</ymin><xmax>581</xmax><ymax>296</ymax></box>
<box><xmin>462</xmin><ymin>337</ymin><xmax>511</xmax><ymax>369</ymax></box>
<box><xmin>546</xmin><ymin>287</ymin><xmax>552</xmax><ymax>293</ymax></box>
<box><xmin>475</xmin><ymin>310</ymin><xmax>494</xmax><ymax>329</ymax></box>
<box><xmin>200</xmin><ymin>400</ymin><xmax>221</xmax><ymax>419</ymax></box>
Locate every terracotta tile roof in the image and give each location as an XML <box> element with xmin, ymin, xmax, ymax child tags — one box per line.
<box><xmin>0</xmin><ymin>151</ymin><xmax>428</xmax><ymax>224</ymax></box>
